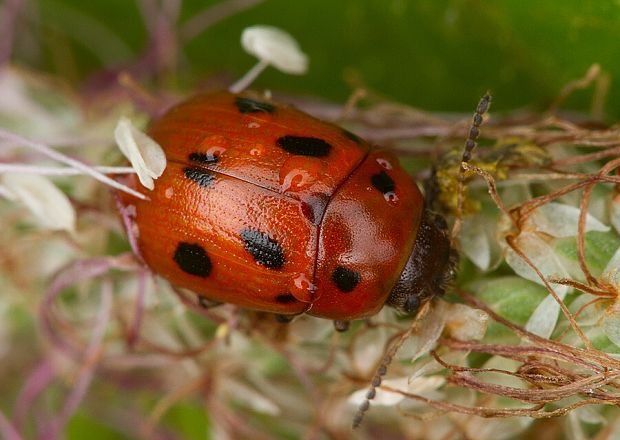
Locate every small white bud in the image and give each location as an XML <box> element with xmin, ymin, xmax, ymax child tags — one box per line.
<box><xmin>241</xmin><ymin>25</ymin><xmax>308</xmax><ymax>74</ymax></box>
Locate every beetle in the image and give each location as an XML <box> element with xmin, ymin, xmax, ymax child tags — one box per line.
<box><xmin>116</xmin><ymin>91</ymin><xmax>489</xmax><ymax>331</ymax></box>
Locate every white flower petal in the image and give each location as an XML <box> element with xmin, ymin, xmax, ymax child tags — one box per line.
<box><xmin>241</xmin><ymin>26</ymin><xmax>308</xmax><ymax>74</ymax></box>
<box><xmin>465</xmin><ymin>417</ymin><xmax>533</xmax><ymax>440</ymax></box>
<box><xmin>444</xmin><ymin>303</ymin><xmax>489</xmax><ymax>341</ymax></box>
<box><xmin>569</xmin><ymin>293</ymin><xmax>601</xmax><ymax>327</ymax></box>
<box><xmin>351</xmin><ymin>319</ymin><xmax>391</xmax><ymax>376</ymax></box>
<box><xmin>566</xmin><ymin>412</ymin><xmax>588</xmax><ymax>440</ymax></box>
<box><xmin>404</xmin><ymin>301</ymin><xmax>447</xmax><ymax>362</ymax></box>
<box><xmin>603</xmin><ymin>245</ymin><xmax>620</xmax><ymax>286</ymax></box>
<box><xmin>611</xmin><ymin>194</ymin><xmax>620</xmax><ymax>235</ymax></box>
<box><xmin>573</xmin><ymin>405</ymin><xmax>606</xmax><ymax>425</ymax></box>
<box><xmin>528</xmin><ymin>202</ymin><xmax>609</xmax><ymax>238</ymax></box>
<box><xmin>0</xmin><ymin>68</ymin><xmax>79</xmax><ymax>138</ymax></box>
<box><xmin>525</xmin><ymin>289</ymin><xmax>568</xmax><ymax>338</ymax></box>
<box><xmin>1</xmin><ymin>173</ymin><xmax>75</xmax><ymax>232</ymax></box>
<box><xmin>460</xmin><ymin>219</ymin><xmax>491</xmax><ymax>270</ymax></box>
<box><xmin>348</xmin><ymin>376</ymin><xmax>445</xmax><ymax>407</ymax></box>
<box><xmin>504</xmin><ymin>232</ymin><xmax>570</xmax><ymax>338</ymax></box>
<box><xmin>505</xmin><ymin>232</ymin><xmax>569</xmax><ymax>289</ymax></box>
<box><xmin>0</xmin><ymin>183</ymin><xmax>16</xmax><ymax>201</ymax></box>
<box><xmin>224</xmin><ymin>380</ymin><xmax>281</xmax><ymax>416</ymax></box>
<box><xmin>114</xmin><ymin>117</ymin><xmax>166</xmax><ymax>190</ymax></box>
<box><xmin>603</xmin><ymin>302</ymin><xmax>620</xmax><ymax>349</ymax></box>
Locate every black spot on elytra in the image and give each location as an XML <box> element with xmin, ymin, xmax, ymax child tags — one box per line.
<box><xmin>240</xmin><ymin>229</ymin><xmax>286</xmax><ymax>269</ymax></box>
<box><xmin>184</xmin><ymin>167</ymin><xmax>215</xmax><ymax>187</ymax></box>
<box><xmin>189</xmin><ymin>152</ymin><xmax>219</xmax><ymax>164</ymax></box>
<box><xmin>342</xmin><ymin>128</ymin><xmax>362</xmax><ymax>144</ymax></box>
<box><xmin>235</xmin><ymin>97</ymin><xmax>275</xmax><ymax>114</ymax></box>
<box><xmin>277</xmin><ymin>136</ymin><xmax>331</xmax><ymax>157</ymax></box>
<box><xmin>173</xmin><ymin>242</ymin><xmax>212</xmax><ymax>277</ymax></box>
<box><xmin>332</xmin><ymin>266</ymin><xmax>361</xmax><ymax>292</ymax></box>
<box><xmin>275</xmin><ymin>293</ymin><xmax>297</xmax><ymax>304</ymax></box>
<box><xmin>371</xmin><ymin>171</ymin><xmax>395</xmax><ymax>194</ymax></box>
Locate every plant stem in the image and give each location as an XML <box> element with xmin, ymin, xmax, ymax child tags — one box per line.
<box><xmin>229</xmin><ymin>59</ymin><xmax>269</xmax><ymax>93</ymax></box>
<box><xmin>0</xmin><ymin>164</ymin><xmax>136</xmax><ymax>176</ymax></box>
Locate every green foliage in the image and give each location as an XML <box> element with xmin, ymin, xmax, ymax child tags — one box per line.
<box><xmin>555</xmin><ymin>230</ymin><xmax>620</xmax><ymax>275</ymax></box>
<box><xmin>30</xmin><ymin>0</ymin><xmax>620</xmax><ymax>119</ymax></box>
<box><xmin>162</xmin><ymin>402</ymin><xmax>211</xmax><ymax>440</ymax></box>
<box><xmin>67</xmin><ymin>413</ymin><xmax>130</xmax><ymax>440</ymax></box>
<box><xmin>475</xmin><ymin>276</ymin><xmax>548</xmax><ymax>341</ymax></box>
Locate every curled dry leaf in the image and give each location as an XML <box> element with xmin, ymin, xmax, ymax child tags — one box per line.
<box><xmin>528</xmin><ymin>202</ymin><xmax>609</xmax><ymax>238</ymax></box>
<box><xmin>241</xmin><ymin>25</ymin><xmax>308</xmax><ymax>74</ymax></box>
<box><xmin>114</xmin><ymin>117</ymin><xmax>166</xmax><ymax>190</ymax></box>
<box><xmin>1</xmin><ymin>173</ymin><xmax>75</xmax><ymax>232</ymax></box>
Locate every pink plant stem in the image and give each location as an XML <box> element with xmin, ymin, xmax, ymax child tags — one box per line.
<box><xmin>40</xmin><ymin>258</ymin><xmax>115</xmax><ymax>356</ymax></box>
<box><xmin>229</xmin><ymin>59</ymin><xmax>269</xmax><ymax>94</ymax></box>
<box><xmin>114</xmin><ymin>195</ymin><xmax>144</xmax><ymax>261</ymax></box>
<box><xmin>0</xmin><ymin>164</ymin><xmax>135</xmax><ymax>175</ymax></box>
<box><xmin>0</xmin><ymin>410</ymin><xmax>22</xmax><ymax>440</ymax></box>
<box><xmin>128</xmin><ymin>269</ymin><xmax>148</xmax><ymax>347</ymax></box>
<box><xmin>180</xmin><ymin>0</ymin><xmax>265</xmax><ymax>41</ymax></box>
<box><xmin>44</xmin><ymin>282</ymin><xmax>113</xmax><ymax>439</ymax></box>
<box><xmin>0</xmin><ymin>0</ymin><xmax>23</xmax><ymax>65</ymax></box>
<box><xmin>0</xmin><ymin>129</ymin><xmax>146</xmax><ymax>200</ymax></box>
<box><xmin>13</xmin><ymin>361</ymin><xmax>55</xmax><ymax>432</ymax></box>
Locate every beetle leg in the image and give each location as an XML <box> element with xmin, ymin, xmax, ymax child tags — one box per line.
<box><xmin>333</xmin><ymin>320</ymin><xmax>350</xmax><ymax>332</ymax></box>
<box><xmin>274</xmin><ymin>314</ymin><xmax>295</xmax><ymax>323</ymax></box>
<box><xmin>198</xmin><ymin>296</ymin><xmax>222</xmax><ymax>309</ymax></box>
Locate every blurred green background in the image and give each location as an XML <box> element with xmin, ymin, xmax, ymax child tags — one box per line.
<box><xmin>23</xmin><ymin>0</ymin><xmax>620</xmax><ymax>118</ymax></box>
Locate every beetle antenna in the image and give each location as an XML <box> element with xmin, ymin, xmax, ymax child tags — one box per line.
<box><xmin>351</xmin><ymin>334</ymin><xmax>401</xmax><ymax>429</ymax></box>
<box><xmin>462</xmin><ymin>92</ymin><xmax>492</xmax><ymax>166</ymax></box>
<box><xmin>352</xmin><ymin>303</ymin><xmax>430</xmax><ymax>429</ymax></box>
<box><xmin>451</xmin><ymin>92</ymin><xmax>492</xmax><ymax>240</ymax></box>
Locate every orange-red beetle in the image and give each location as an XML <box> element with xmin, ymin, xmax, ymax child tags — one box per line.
<box><xmin>116</xmin><ymin>91</ymin><xmax>462</xmax><ymax>331</ymax></box>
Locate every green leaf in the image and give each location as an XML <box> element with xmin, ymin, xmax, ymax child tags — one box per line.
<box><xmin>29</xmin><ymin>1</ymin><xmax>620</xmax><ymax>119</ymax></box>
<box><xmin>67</xmin><ymin>413</ymin><xmax>130</xmax><ymax>440</ymax></box>
<box><xmin>554</xmin><ymin>231</ymin><xmax>620</xmax><ymax>277</ymax></box>
<box><xmin>475</xmin><ymin>276</ymin><xmax>548</xmax><ymax>341</ymax></box>
<box><xmin>162</xmin><ymin>401</ymin><xmax>211</xmax><ymax>440</ymax></box>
